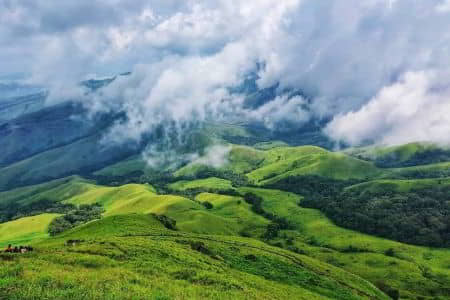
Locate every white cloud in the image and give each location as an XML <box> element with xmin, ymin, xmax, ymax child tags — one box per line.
<box><xmin>2</xmin><ymin>0</ymin><xmax>450</xmax><ymax>147</ymax></box>
<box><xmin>325</xmin><ymin>71</ymin><xmax>450</xmax><ymax>146</ymax></box>
<box><xmin>192</xmin><ymin>144</ymin><xmax>232</xmax><ymax>168</ymax></box>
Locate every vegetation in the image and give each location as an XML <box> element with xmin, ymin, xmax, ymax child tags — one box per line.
<box><xmin>0</xmin><ymin>213</ymin><xmax>60</xmax><ymax>247</ymax></box>
<box><xmin>238</xmin><ymin>187</ymin><xmax>450</xmax><ymax>300</ymax></box>
<box><xmin>331</xmin><ymin>180</ymin><xmax>450</xmax><ymax>247</ymax></box>
<box><xmin>348</xmin><ymin>142</ymin><xmax>450</xmax><ymax>167</ymax></box>
<box><xmin>243</xmin><ymin>193</ymin><xmax>293</xmax><ymax>239</ymax></box>
<box><xmin>269</xmin><ymin>175</ymin><xmax>450</xmax><ymax>248</ymax></box>
<box><xmin>0</xmin><ymin>214</ymin><xmax>389</xmax><ymax>300</ymax></box>
<box><xmin>48</xmin><ymin>204</ymin><xmax>104</xmax><ymax>236</ymax></box>
<box><xmin>0</xmin><ymin>200</ymin><xmax>74</xmax><ymax>223</ymax></box>
<box><xmin>1</xmin><ymin>142</ymin><xmax>450</xmax><ymax>299</ymax></box>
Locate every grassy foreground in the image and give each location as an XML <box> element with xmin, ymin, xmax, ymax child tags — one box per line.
<box><xmin>0</xmin><ymin>214</ymin><xmax>388</xmax><ymax>300</ymax></box>
<box><xmin>1</xmin><ymin>143</ymin><xmax>450</xmax><ymax>299</ymax></box>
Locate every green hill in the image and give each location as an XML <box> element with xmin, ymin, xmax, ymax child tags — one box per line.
<box><xmin>386</xmin><ymin>162</ymin><xmax>450</xmax><ymax>179</ymax></box>
<box><xmin>0</xmin><ymin>213</ymin><xmax>60</xmax><ymax>247</ymax></box>
<box><xmin>246</xmin><ymin>146</ymin><xmax>383</xmax><ymax>184</ymax></box>
<box><xmin>347</xmin><ymin>142</ymin><xmax>450</xmax><ymax>168</ymax></box>
<box><xmin>0</xmin><ymin>214</ymin><xmax>389</xmax><ymax>300</ymax></box>
<box><xmin>1</xmin><ymin>140</ymin><xmax>450</xmax><ymax>299</ymax></box>
<box><xmin>1</xmin><ymin>177</ymin><xmax>449</xmax><ymax>299</ymax></box>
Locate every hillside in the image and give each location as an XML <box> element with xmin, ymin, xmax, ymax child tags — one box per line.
<box><xmin>347</xmin><ymin>143</ymin><xmax>450</xmax><ymax>168</ymax></box>
<box><xmin>0</xmin><ymin>214</ymin><xmax>389</xmax><ymax>300</ymax></box>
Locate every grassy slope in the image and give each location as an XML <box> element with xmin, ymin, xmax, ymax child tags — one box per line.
<box><xmin>169</xmin><ymin>177</ymin><xmax>233</xmax><ymax>192</ymax></box>
<box><xmin>346</xmin><ymin>142</ymin><xmax>450</xmax><ymax>167</ymax></box>
<box><xmin>175</xmin><ymin>145</ymin><xmax>266</xmax><ymax>177</ymax></box>
<box><xmin>0</xmin><ymin>214</ymin><xmax>388</xmax><ymax>300</ymax></box>
<box><xmin>0</xmin><ymin>177</ymin><xmax>265</xmax><ymax>237</ymax></box>
<box><xmin>385</xmin><ymin>161</ymin><xmax>450</xmax><ymax>178</ymax></box>
<box><xmin>246</xmin><ymin>146</ymin><xmax>384</xmax><ymax>184</ymax></box>
<box><xmin>0</xmin><ymin>176</ymin><xmax>93</xmax><ymax>207</ymax></box>
<box><xmin>193</xmin><ymin>193</ymin><xmax>269</xmax><ymax>236</ymax></box>
<box><xmin>175</xmin><ymin>145</ymin><xmax>385</xmax><ymax>184</ymax></box>
<box><xmin>0</xmin><ymin>213</ymin><xmax>61</xmax><ymax>247</ymax></box>
<box><xmin>237</xmin><ymin>187</ymin><xmax>450</xmax><ymax>300</ymax></box>
<box><xmin>345</xmin><ymin>177</ymin><xmax>450</xmax><ymax>193</ymax></box>
<box><xmin>0</xmin><ymin>134</ymin><xmax>134</xmax><ymax>191</ymax></box>
<box><xmin>93</xmin><ymin>154</ymin><xmax>151</xmax><ymax>177</ymax></box>
<box><xmin>347</xmin><ymin>143</ymin><xmax>434</xmax><ymax>161</ymax></box>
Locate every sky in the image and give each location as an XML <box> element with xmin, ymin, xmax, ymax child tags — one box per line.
<box><xmin>1</xmin><ymin>0</ymin><xmax>450</xmax><ymax>147</ymax></box>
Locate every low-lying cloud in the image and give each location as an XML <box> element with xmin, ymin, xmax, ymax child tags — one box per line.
<box><xmin>325</xmin><ymin>71</ymin><xmax>450</xmax><ymax>146</ymax></box>
<box><xmin>2</xmin><ymin>0</ymin><xmax>450</xmax><ymax>148</ymax></box>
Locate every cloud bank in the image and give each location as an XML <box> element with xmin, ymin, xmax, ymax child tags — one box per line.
<box><xmin>2</xmin><ymin>0</ymin><xmax>450</xmax><ymax>147</ymax></box>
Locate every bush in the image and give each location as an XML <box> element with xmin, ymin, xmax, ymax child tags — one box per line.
<box><xmin>376</xmin><ymin>282</ymin><xmax>399</xmax><ymax>300</ymax></box>
<box><xmin>202</xmin><ymin>201</ymin><xmax>213</xmax><ymax>209</ymax></box>
<box><xmin>151</xmin><ymin>214</ymin><xmax>177</xmax><ymax>230</ymax></box>
<box><xmin>384</xmin><ymin>248</ymin><xmax>396</xmax><ymax>257</ymax></box>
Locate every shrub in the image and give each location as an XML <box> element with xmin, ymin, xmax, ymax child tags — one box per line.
<box><xmin>151</xmin><ymin>214</ymin><xmax>177</xmax><ymax>230</ymax></box>
<box><xmin>202</xmin><ymin>201</ymin><xmax>213</xmax><ymax>209</ymax></box>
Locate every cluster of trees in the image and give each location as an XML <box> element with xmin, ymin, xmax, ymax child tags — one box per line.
<box><xmin>267</xmin><ymin>175</ymin><xmax>357</xmax><ymax>202</ymax></box>
<box><xmin>48</xmin><ymin>204</ymin><xmax>104</xmax><ymax>236</ymax></box>
<box><xmin>269</xmin><ymin>176</ymin><xmax>450</xmax><ymax>247</ymax></box>
<box><xmin>150</xmin><ymin>213</ymin><xmax>177</xmax><ymax>230</ymax></box>
<box><xmin>0</xmin><ymin>199</ymin><xmax>75</xmax><ymax>223</ymax></box>
<box><xmin>243</xmin><ymin>193</ymin><xmax>293</xmax><ymax>239</ymax></box>
<box><xmin>328</xmin><ymin>186</ymin><xmax>450</xmax><ymax>247</ymax></box>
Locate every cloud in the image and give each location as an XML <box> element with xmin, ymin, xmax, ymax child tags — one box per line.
<box><xmin>325</xmin><ymin>71</ymin><xmax>450</xmax><ymax>146</ymax></box>
<box><xmin>2</xmin><ymin>0</ymin><xmax>450</xmax><ymax>147</ymax></box>
<box><xmin>191</xmin><ymin>144</ymin><xmax>232</xmax><ymax>168</ymax></box>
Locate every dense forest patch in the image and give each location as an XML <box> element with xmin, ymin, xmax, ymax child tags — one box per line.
<box><xmin>268</xmin><ymin>176</ymin><xmax>450</xmax><ymax>247</ymax></box>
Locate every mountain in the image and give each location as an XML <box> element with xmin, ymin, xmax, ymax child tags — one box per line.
<box><xmin>1</xmin><ymin>89</ymin><xmax>450</xmax><ymax>300</ymax></box>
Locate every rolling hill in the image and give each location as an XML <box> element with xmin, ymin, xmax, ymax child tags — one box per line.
<box><xmin>1</xmin><ymin>100</ymin><xmax>450</xmax><ymax>299</ymax></box>
<box><xmin>1</xmin><ymin>174</ymin><xmax>449</xmax><ymax>299</ymax></box>
<box><xmin>0</xmin><ymin>214</ymin><xmax>390</xmax><ymax>300</ymax></box>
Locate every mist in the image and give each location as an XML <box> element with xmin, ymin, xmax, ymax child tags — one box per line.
<box><xmin>2</xmin><ymin>0</ymin><xmax>450</xmax><ymax>151</ymax></box>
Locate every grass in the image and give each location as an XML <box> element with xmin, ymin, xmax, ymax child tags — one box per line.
<box><xmin>193</xmin><ymin>193</ymin><xmax>269</xmax><ymax>236</ymax></box>
<box><xmin>169</xmin><ymin>177</ymin><xmax>233</xmax><ymax>192</ymax></box>
<box><xmin>0</xmin><ymin>133</ymin><xmax>131</xmax><ymax>191</ymax></box>
<box><xmin>386</xmin><ymin>161</ymin><xmax>450</xmax><ymax>178</ymax></box>
<box><xmin>345</xmin><ymin>177</ymin><xmax>450</xmax><ymax>193</ymax></box>
<box><xmin>2</xmin><ymin>173</ymin><xmax>450</xmax><ymax>298</ymax></box>
<box><xmin>355</xmin><ymin>142</ymin><xmax>440</xmax><ymax>161</ymax></box>
<box><xmin>93</xmin><ymin>155</ymin><xmax>151</xmax><ymax>177</ymax></box>
<box><xmin>0</xmin><ymin>213</ymin><xmax>61</xmax><ymax>247</ymax></box>
<box><xmin>0</xmin><ymin>214</ymin><xmax>389</xmax><ymax>300</ymax></box>
<box><xmin>0</xmin><ymin>176</ymin><xmax>91</xmax><ymax>207</ymax></box>
<box><xmin>174</xmin><ymin>145</ymin><xmax>266</xmax><ymax>177</ymax></box>
<box><xmin>246</xmin><ymin>147</ymin><xmax>383</xmax><ymax>184</ymax></box>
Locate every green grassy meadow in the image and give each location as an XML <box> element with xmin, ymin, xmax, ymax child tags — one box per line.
<box><xmin>0</xmin><ymin>214</ymin><xmax>389</xmax><ymax>300</ymax></box>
